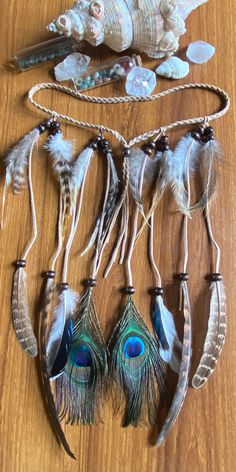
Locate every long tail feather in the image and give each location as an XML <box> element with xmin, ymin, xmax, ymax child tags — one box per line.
<box><xmin>40</xmin><ymin>278</ymin><xmax>76</xmax><ymax>459</ymax></box>
<box><xmin>12</xmin><ymin>267</ymin><xmax>38</xmax><ymax>357</ymax></box>
<box><xmin>152</xmin><ymin>295</ymin><xmax>182</xmax><ymax>373</ymax></box>
<box><xmin>157</xmin><ymin>281</ymin><xmax>192</xmax><ymax>447</ymax></box>
<box><xmin>192</xmin><ymin>279</ymin><xmax>227</xmax><ymax>389</ymax></box>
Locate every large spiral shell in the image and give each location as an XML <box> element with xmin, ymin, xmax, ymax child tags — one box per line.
<box><xmin>48</xmin><ymin>0</ymin><xmax>208</xmax><ymax>58</ymax></box>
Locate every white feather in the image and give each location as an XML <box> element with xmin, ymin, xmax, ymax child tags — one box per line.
<box><xmin>45</xmin><ymin>133</ymin><xmax>74</xmax><ymax>164</ymax></box>
<box><xmin>73</xmin><ymin>146</ymin><xmax>94</xmax><ymax>190</ymax></box>
<box><xmin>170</xmin><ymin>133</ymin><xmax>201</xmax><ymax>214</ymax></box>
<box><xmin>153</xmin><ymin>296</ymin><xmax>182</xmax><ymax>373</ymax></box>
<box><xmin>46</xmin><ymin>288</ymin><xmax>79</xmax><ymax>372</ymax></box>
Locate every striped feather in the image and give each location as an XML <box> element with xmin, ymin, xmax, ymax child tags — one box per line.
<box><xmin>157</xmin><ymin>281</ymin><xmax>192</xmax><ymax>447</ymax></box>
<box><xmin>192</xmin><ymin>280</ymin><xmax>227</xmax><ymax>389</ymax></box>
<box><xmin>12</xmin><ymin>267</ymin><xmax>38</xmax><ymax>357</ymax></box>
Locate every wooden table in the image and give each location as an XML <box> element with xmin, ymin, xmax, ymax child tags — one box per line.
<box><xmin>0</xmin><ymin>1</ymin><xmax>235</xmax><ymax>471</ymax></box>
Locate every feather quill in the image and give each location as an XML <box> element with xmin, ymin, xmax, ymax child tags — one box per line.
<box><xmin>46</xmin><ymin>287</ymin><xmax>79</xmax><ymax>377</ymax></box>
<box><xmin>190</xmin><ymin>139</ymin><xmax>221</xmax><ymax>212</ymax></box>
<box><xmin>170</xmin><ymin>134</ymin><xmax>201</xmax><ymax>214</ymax></box>
<box><xmin>12</xmin><ymin>267</ymin><xmax>38</xmax><ymax>357</ymax></box>
<box><xmin>157</xmin><ymin>281</ymin><xmax>192</xmax><ymax>447</ymax></box>
<box><xmin>192</xmin><ymin>280</ymin><xmax>227</xmax><ymax>389</ymax></box>
<box><xmin>152</xmin><ymin>295</ymin><xmax>182</xmax><ymax>373</ymax></box>
<box><xmin>40</xmin><ymin>278</ymin><xmax>76</xmax><ymax>459</ymax></box>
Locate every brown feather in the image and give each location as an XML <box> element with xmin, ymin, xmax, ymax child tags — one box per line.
<box><xmin>12</xmin><ymin>267</ymin><xmax>38</xmax><ymax>357</ymax></box>
<box><xmin>192</xmin><ymin>280</ymin><xmax>227</xmax><ymax>389</ymax></box>
<box><xmin>157</xmin><ymin>281</ymin><xmax>192</xmax><ymax>447</ymax></box>
<box><xmin>39</xmin><ymin>278</ymin><xmax>76</xmax><ymax>459</ymax></box>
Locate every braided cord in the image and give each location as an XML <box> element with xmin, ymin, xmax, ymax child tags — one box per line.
<box><xmin>28</xmin><ymin>82</ymin><xmax>230</xmax><ymax>147</ymax></box>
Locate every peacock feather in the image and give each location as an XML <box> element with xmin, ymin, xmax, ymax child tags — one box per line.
<box><xmin>109</xmin><ymin>295</ymin><xmax>165</xmax><ymax>427</ymax></box>
<box><xmin>55</xmin><ymin>288</ymin><xmax>108</xmax><ymax>425</ymax></box>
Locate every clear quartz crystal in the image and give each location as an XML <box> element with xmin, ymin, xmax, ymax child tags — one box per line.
<box><xmin>54</xmin><ymin>53</ymin><xmax>91</xmax><ymax>81</ymax></box>
<box><xmin>186</xmin><ymin>41</ymin><xmax>215</xmax><ymax>64</ymax></box>
<box><xmin>125</xmin><ymin>66</ymin><xmax>157</xmax><ymax>96</ymax></box>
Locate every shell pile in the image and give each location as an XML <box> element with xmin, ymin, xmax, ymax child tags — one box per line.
<box><xmin>48</xmin><ymin>0</ymin><xmax>208</xmax><ymax>58</ymax></box>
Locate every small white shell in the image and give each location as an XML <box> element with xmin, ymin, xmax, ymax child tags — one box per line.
<box><xmin>155</xmin><ymin>56</ymin><xmax>189</xmax><ymax>78</ymax></box>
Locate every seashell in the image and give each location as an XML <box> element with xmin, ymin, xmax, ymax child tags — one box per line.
<box><xmin>48</xmin><ymin>0</ymin><xmax>208</xmax><ymax>58</ymax></box>
<box><xmin>156</xmin><ymin>56</ymin><xmax>189</xmax><ymax>79</ymax></box>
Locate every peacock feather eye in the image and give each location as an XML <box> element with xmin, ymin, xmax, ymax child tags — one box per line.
<box><xmin>123</xmin><ymin>335</ymin><xmax>145</xmax><ymax>358</ymax></box>
<box><xmin>74</xmin><ymin>345</ymin><xmax>92</xmax><ymax>367</ymax></box>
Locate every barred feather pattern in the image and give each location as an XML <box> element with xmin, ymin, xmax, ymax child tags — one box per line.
<box><xmin>192</xmin><ymin>280</ymin><xmax>227</xmax><ymax>389</ymax></box>
<box><xmin>81</xmin><ymin>151</ymin><xmax>119</xmax><ymax>255</ymax></box>
<box><xmin>170</xmin><ymin>134</ymin><xmax>201</xmax><ymax>214</ymax></box>
<box><xmin>46</xmin><ymin>287</ymin><xmax>79</xmax><ymax>378</ymax></box>
<box><xmin>157</xmin><ymin>281</ymin><xmax>192</xmax><ymax>447</ymax></box>
<box><xmin>12</xmin><ymin>267</ymin><xmax>38</xmax><ymax>357</ymax></box>
<box><xmin>45</xmin><ymin>133</ymin><xmax>74</xmax><ymax>220</ymax></box>
<box><xmin>40</xmin><ymin>278</ymin><xmax>76</xmax><ymax>459</ymax></box>
<box><xmin>55</xmin><ymin>289</ymin><xmax>108</xmax><ymax>424</ymax></box>
<box><xmin>190</xmin><ymin>139</ymin><xmax>221</xmax><ymax>212</ymax></box>
<box><xmin>109</xmin><ymin>296</ymin><xmax>165</xmax><ymax>427</ymax></box>
<box><xmin>5</xmin><ymin>128</ymin><xmax>40</xmax><ymax>194</ymax></box>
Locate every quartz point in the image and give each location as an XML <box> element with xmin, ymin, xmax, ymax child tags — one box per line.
<box><xmin>186</xmin><ymin>41</ymin><xmax>215</xmax><ymax>64</ymax></box>
<box><xmin>125</xmin><ymin>66</ymin><xmax>157</xmax><ymax>96</ymax></box>
<box><xmin>54</xmin><ymin>52</ymin><xmax>91</xmax><ymax>81</ymax></box>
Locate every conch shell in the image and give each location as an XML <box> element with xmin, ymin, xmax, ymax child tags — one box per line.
<box><xmin>48</xmin><ymin>0</ymin><xmax>208</xmax><ymax>58</ymax></box>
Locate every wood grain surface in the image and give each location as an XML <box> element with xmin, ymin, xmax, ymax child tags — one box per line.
<box><xmin>0</xmin><ymin>1</ymin><xmax>236</xmax><ymax>471</ymax></box>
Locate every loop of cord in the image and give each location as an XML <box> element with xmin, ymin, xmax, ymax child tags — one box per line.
<box><xmin>28</xmin><ymin>82</ymin><xmax>230</xmax><ymax>147</ymax></box>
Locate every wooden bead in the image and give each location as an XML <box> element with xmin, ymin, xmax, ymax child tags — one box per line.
<box><xmin>122</xmin><ymin>286</ymin><xmax>135</xmax><ymax>294</ymax></box>
<box><xmin>59</xmin><ymin>282</ymin><xmax>69</xmax><ymax>290</ymax></box>
<box><xmin>177</xmin><ymin>273</ymin><xmax>189</xmax><ymax>281</ymax></box>
<box><xmin>122</xmin><ymin>146</ymin><xmax>131</xmax><ymax>157</ymax></box>
<box><xmin>86</xmin><ymin>278</ymin><xmax>97</xmax><ymax>287</ymax></box>
<box><xmin>209</xmin><ymin>273</ymin><xmax>222</xmax><ymax>282</ymax></box>
<box><xmin>150</xmin><ymin>287</ymin><xmax>164</xmax><ymax>295</ymax></box>
<box><xmin>15</xmin><ymin>259</ymin><xmax>26</xmax><ymax>268</ymax></box>
<box><xmin>44</xmin><ymin>270</ymin><xmax>55</xmax><ymax>279</ymax></box>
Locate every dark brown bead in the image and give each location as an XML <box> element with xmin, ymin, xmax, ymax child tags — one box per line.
<box><xmin>147</xmin><ymin>140</ymin><xmax>156</xmax><ymax>150</ymax></box>
<box><xmin>177</xmin><ymin>272</ymin><xmax>189</xmax><ymax>281</ymax></box>
<box><xmin>38</xmin><ymin>124</ymin><xmax>46</xmax><ymax>134</ymax></box>
<box><xmin>101</xmin><ymin>139</ymin><xmax>110</xmax><ymax>148</ymax></box>
<box><xmin>103</xmin><ymin>147</ymin><xmax>112</xmax><ymax>155</ymax></box>
<box><xmin>122</xmin><ymin>286</ymin><xmax>135</xmax><ymax>295</ymax></box>
<box><xmin>209</xmin><ymin>272</ymin><xmax>222</xmax><ymax>282</ymax></box>
<box><xmin>122</xmin><ymin>146</ymin><xmax>131</xmax><ymax>157</ymax></box>
<box><xmin>151</xmin><ymin>287</ymin><xmax>164</xmax><ymax>295</ymax></box>
<box><xmin>86</xmin><ymin>278</ymin><xmax>97</xmax><ymax>287</ymax></box>
<box><xmin>160</xmin><ymin>135</ymin><xmax>169</xmax><ymax>144</ymax></box>
<box><xmin>191</xmin><ymin>131</ymin><xmax>201</xmax><ymax>141</ymax></box>
<box><xmin>143</xmin><ymin>145</ymin><xmax>154</xmax><ymax>156</ymax></box>
<box><xmin>44</xmin><ymin>270</ymin><xmax>56</xmax><ymax>279</ymax></box>
<box><xmin>59</xmin><ymin>282</ymin><xmax>69</xmax><ymax>290</ymax></box>
<box><xmin>89</xmin><ymin>139</ymin><xmax>99</xmax><ymax>150</ymax></box>
<box><xmin>15</xmin><ymin>259</ymin><xmax>26</xmax><ymax>268</ymax></box>
<box><xmin>204</xmin><ymin>126</ymin><xmax>214</xmax><ymax>136</ymax></box>
<box><xmin>195</xmin><ymin>126</ymin><xmax>205</xmax><ymax>136</ymax></box>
